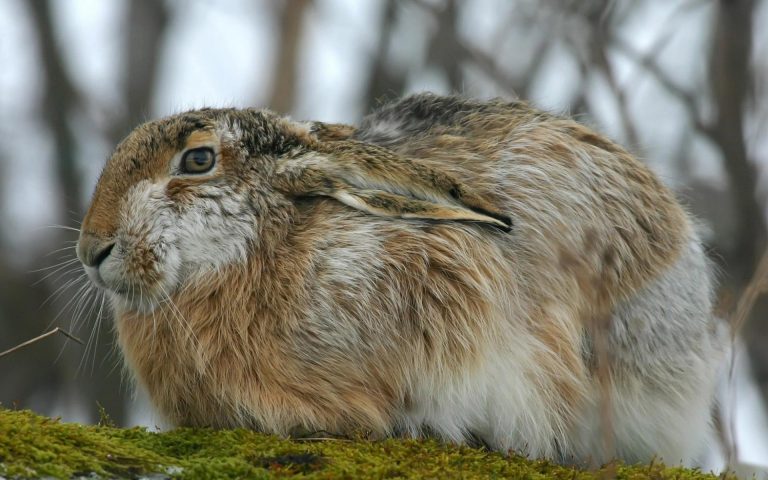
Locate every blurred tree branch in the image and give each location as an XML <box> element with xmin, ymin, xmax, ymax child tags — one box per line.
<box><xmin>411</xmin><ymin>0</ymin><xmax>551</xmax><ymax>98</ymax></box>
<box><xmin>267</xmin><ymin>0</ymin><xmax>312</xmax><ymax>114</ymax></box>
<box><xmin>426</xmin><ymin>0</ymin><xmax>462</xmax><ymax>92</ymax></box>
<box><xmin>362</xmin><ymin>2</ymin><xmax>407</xmax><ymax>112</ymax></box>
<box><xmin>587</xmin><ymin>28</ymin><xmax>640</xmax><ymax>148</ymax></box>
<box><xmin>709</xmin><ymin>0</ymin><xmax>762</xmax><ymax>281</ymax></box>
<box><xmin>27</xmin><ymin>0</ymin><xmax>84</xmax><ymax>222</ymax></box>
<box><xmin>613</xmin><ymin>38</ymin><xmax>714</xmax><ymax>137</ymax></box>
<box><xmin>110</xmin><ymin>0</ymin><xmax>170</xmax><ymax>143</ymax></box>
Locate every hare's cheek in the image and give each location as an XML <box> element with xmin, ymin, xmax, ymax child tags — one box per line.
<box><xmin>106</xmin><ymin>181</ymin><xmax>183</xmax><ymax>304</ymax></box>
<box><xmin>174</xmin><ymin>191</ymin><xmax>255</xmax><ymax>274</ymax></box>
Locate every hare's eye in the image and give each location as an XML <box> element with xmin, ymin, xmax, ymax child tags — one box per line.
<box><xmin>181</xmin><ymin>147</ymin><xmax>215</xmax><ymax>174</ymax></box>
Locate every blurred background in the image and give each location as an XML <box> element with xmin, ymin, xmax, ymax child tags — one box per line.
<box><xmin>1</xmin><ymin>0</ymin><xmax>767</xmax><ymax>472</ymax></box>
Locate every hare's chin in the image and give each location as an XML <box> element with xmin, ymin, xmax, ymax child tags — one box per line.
<box><xmin>108</xmin><ymin>291</ymin><xmax>164</xmax><ymax>314</ymax></box>
<box><xmin>84</xmin><ymin>265</ymin><xmax>168</xmax><ymax>314</ymax></box>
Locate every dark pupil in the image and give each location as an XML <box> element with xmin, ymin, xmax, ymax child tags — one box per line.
<box><xmin>190</xmin><ymin>150</ymin><xmax>209</xmax><ymax>166</ymax></box>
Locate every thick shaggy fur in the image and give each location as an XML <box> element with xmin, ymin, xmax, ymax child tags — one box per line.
<box><xmin>78</xmin><ymin>94</ymin><xmax>727</xmax><ymax>465</ymax></box>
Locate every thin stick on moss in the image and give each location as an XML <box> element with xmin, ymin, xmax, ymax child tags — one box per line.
<box><xmin>0</xmin><ymin>327</ymin><xmax>84</xmax><ymax>359</ymax></box>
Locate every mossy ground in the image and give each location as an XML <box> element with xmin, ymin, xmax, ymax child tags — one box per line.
<box><xmin>0</xmin><ymin>408</ymin><xmax>726</xmax><ymax>479</ymax></box>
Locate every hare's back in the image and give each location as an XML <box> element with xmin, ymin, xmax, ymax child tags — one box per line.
<box><xmin>356</xmin><ymin>94</ymin><xmax>690</xmax><ymax>304</ymax></box>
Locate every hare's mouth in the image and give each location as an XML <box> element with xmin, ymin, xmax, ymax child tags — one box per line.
<box><xmin>82</xmin><ymin>255</ymin><xmax>174</xmax><ymax>314</ymax></box>
<box><xmin>84</xmin><ymin>269</ymin><xmax>161</xmax><ymax>313</ymax></box>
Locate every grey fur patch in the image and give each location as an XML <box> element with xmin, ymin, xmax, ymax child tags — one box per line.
<box><xmin>354</xmin><ymin>93</ymin><xmax>526</xmax><ymax>146</ymax></box>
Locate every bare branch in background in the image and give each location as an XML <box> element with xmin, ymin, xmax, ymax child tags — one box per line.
<box><xmin>592</xmin><ymin>48</ymin><xmax>639</xmax><ymax>149</ymax></box>
<box><xmin>110</xmin><ymin>0</ymin><xmax>170</xmax><ymax>143</ymax></box>
<box><xmin>709</xmin><ymin>0</ymin><xmax>763</xmax><ymax>281</ymax></box>
<box><xmin>562</xmin><ymin>2</ymin><xmax>640</xmax><ymax>149</ymax></box>
<box><xmin>425</xmin><ymin>0</ymin><xmax>462</xmax><ymax>92</ymax></box>
<box><xmin>412</xmin><ymin>0</ymin><xmax>552</xmax><ymax>99</ymax></box>
<box><xmin>267</xmin><ymin>0</ymin><xmax>312</xmax><ymax>115</ymax></box>
<box><xmin>361</xmin><ymin>2</ymin><xmax>407</xmax><ymax>112</ymax></box>
<box><xmin>612</xmin><ymin>38</ymin><xmax>713</xmax><ymax>137</ymax></box>
<box><xmin>27</xmin><ymin>0</ymin><xmax>85</xmax><ymax>221</ymax></box>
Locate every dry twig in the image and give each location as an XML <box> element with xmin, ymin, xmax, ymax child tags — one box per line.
<box><xmin>0</xmin><ymin>327</ymin><xmax>84</xmax><ymax>359</ymax></box>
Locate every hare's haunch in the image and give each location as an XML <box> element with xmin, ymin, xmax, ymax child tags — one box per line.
<box><xmin>78</xmin><ymin>94</ymin><xmax>727</xmax><ymax>465</ymax></box>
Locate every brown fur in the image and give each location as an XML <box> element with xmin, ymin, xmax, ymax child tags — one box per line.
<box><xmin>78</xmin><ymin>95</ymin><xmax>692</xmax><ymax>456</ymax></box>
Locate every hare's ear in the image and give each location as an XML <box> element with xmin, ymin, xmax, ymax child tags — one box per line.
<box><xmin>273</xmin><ymin>140</ymin><xmax>512</xmax><ymax>231</ymax></box>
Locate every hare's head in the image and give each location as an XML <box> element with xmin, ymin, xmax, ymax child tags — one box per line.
<box><xmin>77</xmin><ymin>108</ymin><xmax>511</xmax><ymax>313</ymax></box>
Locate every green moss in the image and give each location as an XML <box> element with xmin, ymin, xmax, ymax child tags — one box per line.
<box><xmin>0</xmin><ymin>408</ymin><xmax>728</xmax><ymax>479</ymax></box>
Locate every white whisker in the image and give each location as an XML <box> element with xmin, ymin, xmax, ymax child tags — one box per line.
<box><xmin>47</xmin><ymin>277</ymin><xmax>92</xmax><ymax>333</ymax></box>
<box><xmin>42</xmin><ymin>244</ymin><xmax>79</xmax><ymax>258</ymax></box>
<box><xmin>36</xmin><ymin>224</ymin><xmax>82</xmax><ymax>233</ymax></box>
<box><xmin>41</xmin><ymin>273</ymin><xmax>88</xmax><ymax>311</ymax></box>
<box><xmin>32</xmin><ymin>259</ymin><xmax>81</xmax><ymax>284</ymax></box>
<box><xmin>156</xmin><ymin>283</ymin><xmax>203</xmax><ymax>356</ymax></box>
<box><xmin>79</xmin><ymin>290</ymin><xmax>105</xmax><ymax>375</ymax></box>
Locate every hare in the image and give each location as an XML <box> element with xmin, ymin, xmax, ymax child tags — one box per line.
<box><xmin>77</xmin><ymin>93</ymin><xmax>727</xmax><ymax>466</ymax></box>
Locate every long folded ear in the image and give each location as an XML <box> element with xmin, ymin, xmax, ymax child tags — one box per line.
<box><xmin>273</xmin><ymin>140</ymin><xmax>512</xmax><ymax>231</ymax></box>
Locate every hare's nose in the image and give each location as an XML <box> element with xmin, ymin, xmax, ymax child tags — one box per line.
<box><xmin>78</xmin><ymin>234</ymin><xmax>116</xmax><ymax>268</ymax></box>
